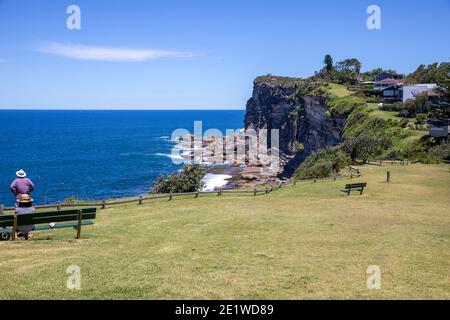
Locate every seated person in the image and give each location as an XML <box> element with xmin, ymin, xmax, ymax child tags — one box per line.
<box><xmin>15</xmin><ymin>194</ymin><xmax>35</xmax><ymax>240</ymax></box>
<box><xmin>10</xmin><ymin>169</ymin><xmax>35</xmax><ymax>200</ymax></box>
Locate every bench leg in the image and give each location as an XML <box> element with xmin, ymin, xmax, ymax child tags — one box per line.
<box><xmin>76</xmin><ymin>210</ymin><xmax>82</xmax><ymax>239</ymax></box>
<box><xmin>347</xmin><ymin>189</ymin><xmax>351</xmax><ymax>196</ymax></box>
<box><xmin>360</xmin><ymin>188</ymin><xmax>364</xmax><ymax>195</ymax></box>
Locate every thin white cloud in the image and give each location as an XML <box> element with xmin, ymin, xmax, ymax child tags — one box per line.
<box><xmin>37</xmin><ymin>41</ymin><xmax>200</xmax><ymax>62</ymax></box>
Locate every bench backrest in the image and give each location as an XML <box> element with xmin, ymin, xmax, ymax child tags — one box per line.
<box><xmin>0</xmin><ymin>208</ymin><xmax>97</xmax><ymax>228</ymax></box>
<box><xmin>345</xmin><ymin>183</ymin><xmax>367</xmax><ymax>188</ymax></box>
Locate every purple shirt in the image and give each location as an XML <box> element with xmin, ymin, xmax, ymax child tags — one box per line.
<box><xmin>10</xmin><ymin>178</ymin><xmax>35</xmax><ymax>196</ymax></box>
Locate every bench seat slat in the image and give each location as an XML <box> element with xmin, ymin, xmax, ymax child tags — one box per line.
<box><xmin>0</xmin><ymin>215</ymin><xmax>14</xmax><ymax>222</ymax></box>
<box><xmin>17</xmin><ymin>208</ymin><xmax>97</xmax><ymax>219</ymax></box>
<box><xmin>0</xmin><ymin>219</ymin><xmax>14</xmax><ymax>228</ymax></box>
<box><xmin>345</xmin><ymin>183</ymin><xmax>367</xmax><ymax>188</ymax></box>
<box><xmin>17</xmin><ymin>213</ymin><xmax>96</xmax><ymax>225</ymax></box>
<box><xmin>34</xmin><ymin>220</ymin><xmax>94</xmax><ymax>231</ymax></box>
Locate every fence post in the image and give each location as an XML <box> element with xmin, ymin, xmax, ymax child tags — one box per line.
<box><xmin>387</xmin><ymin>171</ymin><xmax>391</xmax><ymax>183</ymax></box>
<box><xmin>195</xmin><ymin>192</ymin><xmax>199</xmax><ymax>198</ymax></box>
<box><xmin>293</xmin><ymin>180</ymin><xmax>296</xmax><ymax>186</ymax></box>
<box><xmin>0</xmin><ymin>204</ymin><xmax>3</xmax><ymax>215</ymax></box>
<box><xmin>169</xmin><ymin>194</ymin><xmax>173</xmax><ymax>201</ymax></box>
<box><xmin>218</xmin><ymin>189</ymin><xmax>222</xmax><ymax>196</ymax></box>
<box><xmin>333</xmin><ymin>176</ymin><xmax>336</xmax><ymax>181</ymax></box>
<box><xmin>265</xmin><ymin>187</ymin><xmax>268</xmax><ymax>194</ymax></box>
<box><xmin>254</xmin><ymin>188</ymin><xmax>257</xmax><ymax>196</ymax></box>
<box><xmin>76</xmin><ymin>210</ymin><xmax>82</xmax><ymax>239</ymax></box>
<box><xmin>57</xmin><ymin>203</ymin><xmax>61</xmax><ymax>211</ymax></box>
<box><xmin>138</xmin><ymin>196</ymin><xmax>143</xmax><ymax>205</ymax></box>
<box><xmin>314</xmin><ymin>179</ymin><xmax>317</xmax><ymax>183</ymax></box>
<box><xmin>101</xmin><ymin>201</ymin><xmax>106</xmax><ymax>209</ymax></box>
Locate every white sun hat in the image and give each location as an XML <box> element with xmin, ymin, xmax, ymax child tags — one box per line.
<box><xmin>16</xmin><ymin>169</ymin><xmax>27</xmax><ymax>178</ymax></box>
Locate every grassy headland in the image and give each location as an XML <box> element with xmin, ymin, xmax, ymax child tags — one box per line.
<box><xmin>1</xmin><ymin>163</ymin><xmax>449</xmax><ymax>299</ymax></box>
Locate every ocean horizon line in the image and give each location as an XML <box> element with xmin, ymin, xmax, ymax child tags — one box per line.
<box><xmin>0</xmin><ymin>106</ymin><xmax>245</xmax><ymax>111</ymax></box>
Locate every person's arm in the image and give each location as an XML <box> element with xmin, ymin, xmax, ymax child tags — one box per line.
<box><xmin>28</xmin><ymin>179</ymin><xmax>35</xmax><ymax>192</ymax></box>
<box><xmin>10</xmin><ymin>180</ymin><xmax>17</xmax><ymax>194</ymax></box>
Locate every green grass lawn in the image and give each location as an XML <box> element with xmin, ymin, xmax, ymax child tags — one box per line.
<box><xmin>1</xmin><ymin>164</ymin><xmax>449</xmax><ymax>299</ymax></box>
<box><xmin>327</xmin><ymin>83</ymin><xmax>352</xmax><ymax>97</ymax></box>
<box><xmin>369</xmin><ymin>109</ymin><xmax>401</xmax><ymax>121</ymax></box>
<box><xmin>366</xmin><ymin>104</ymin><xmax>429</xmax><ymax>140</ymax></box>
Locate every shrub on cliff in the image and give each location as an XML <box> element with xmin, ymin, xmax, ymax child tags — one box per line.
<box><xmin>151</xmin><ymin>164</ymin><xmax>205</xmax><ymax>194</ymax></box>
<box><xmin>403</xmin><ymin>137</ymin><xmax>450</xmax><ymax>164</ymax></box>
<box><xmin>327</xmin><ymin>96</ymin><xmax>366</xmax><ymax>115</ymax></box>
<box><xmin>294</xmin><ymin>147</ymin><xmax>350</xmax><ymax>179</ymax></box>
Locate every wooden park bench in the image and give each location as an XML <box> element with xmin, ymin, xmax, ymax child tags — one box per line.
<box><xmin>0</xmin><ymin>208</ymin><xmax>96</xmax><ymax>241</ymax></box>
<box><xmin>341</xmin><ymin>183</ymin><xmax>367</xmax><ymax>196</ymax></box>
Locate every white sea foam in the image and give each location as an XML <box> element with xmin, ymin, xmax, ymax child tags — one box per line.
<box><xmin>154</xmin><ymin>153</ymin><xmax>184</xmax><ymax>160</ymax></box>
<box><xmin>201</xmin><ymin>174</ymin><xmax>232</xmax><ymax>192</ymax></box>
<box><xmin>160</xmin><ymin>136</ymin><xmax>178</xmax><ymax>143</ymax></box>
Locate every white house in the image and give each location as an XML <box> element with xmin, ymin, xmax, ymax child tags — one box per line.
<box><xmin>402</xmin><ymin>84</ymin><xmax>438</xmax><ymax>102</ymax></box>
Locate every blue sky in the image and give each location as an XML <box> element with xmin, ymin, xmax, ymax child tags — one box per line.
<box><xmin>0</xmin><ymin>0</ymin><xmax>449</xmax><ymax>109</ymax></box>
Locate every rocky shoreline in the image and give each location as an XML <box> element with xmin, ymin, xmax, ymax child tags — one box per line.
<box><xmin>174</xmin><ymin>133</ymin><xmax>283</xmax><ymax>190</ymax></box>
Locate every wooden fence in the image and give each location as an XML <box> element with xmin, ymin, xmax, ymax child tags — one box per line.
<box><xmin>0</xmin><ymin>168</ymin><xmax>361</xmax><ymax>213</ymax></box>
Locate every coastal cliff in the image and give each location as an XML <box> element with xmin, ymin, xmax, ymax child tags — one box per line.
<box><xmin>244</xmin><ymin>76</ymin><xmax>346</xmax><ymax>177</ymax></box>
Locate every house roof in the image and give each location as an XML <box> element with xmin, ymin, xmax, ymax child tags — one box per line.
<box><xmin>375</xmin><ymin>72</ymin><xmax>404</xmax><ymax>79</ymax></box>
<box><xmin>375</xmin><ymin>78</ymin><xmax>403</xmax><ymax>84</ymax></box>
<box><xmin>416</xmin><ymin>91</ymin><xmax>439</xmax><ymax>97</ymax></box>
<box><xmin>376</xmin><ymin>72</ymin><xmax>394</xmax><ymax>77</ymax></box>
<box><xmin>381</xmin><ymin>84</ymin><xmax>400</xmax><ymax>91</ymax></box>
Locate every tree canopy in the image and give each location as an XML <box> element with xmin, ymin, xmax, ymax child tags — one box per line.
<box><xmin>324</xmin><ymin>54</ymin><xmax>333</xmax><ymax>72</ymax></box>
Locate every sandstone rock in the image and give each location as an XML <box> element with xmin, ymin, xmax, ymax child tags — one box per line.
<box><xmin>244</xmin><ymin>76</ymin><xmax>345</xmax><ymax>177</ymax></box>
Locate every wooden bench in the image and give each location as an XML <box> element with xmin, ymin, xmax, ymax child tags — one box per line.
<box><xmin>0</xmin><ymin>208</ymin><xmax>96</xmax><ymax>241</ymax></box>
<box><xmin>341</xmin><ymin>183</ymin><xmax>367</xmax><ymax>196</ymax></box>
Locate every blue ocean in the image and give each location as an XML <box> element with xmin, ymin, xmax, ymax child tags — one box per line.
<box><xmin>0</xmin><ymin>110</ymin><xmax>244</xmax><ymax>206</ymax></box>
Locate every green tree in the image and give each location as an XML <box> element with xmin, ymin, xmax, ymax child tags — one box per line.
<box><xmin>405</xmin><ymin>62</ymin><xmax>449</xmax><ymax>85</ymax></box>
<box><xmin>334</xmin><ymin>58</ymin><xmax>363</xmax><ymax>84</ymax></box>
<box><xmin>324</xmin><ymin>54</ymin><xmax>333</xmax><ymax>72</ymax></box>
<box><xmin>342</xmin><ymin>135</ymin><xmax>378</xmax><ymax>163</ymax></box>
<box><xmin>151</xmin><ymin>164</ymin><xmax>205</xmax><ymax>194</ymax></box>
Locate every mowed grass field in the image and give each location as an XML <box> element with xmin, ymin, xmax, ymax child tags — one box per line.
<box><xmin>1</xmin><ymin>164</ymin><xmax>449</xmax><ymax>299</ymax></box>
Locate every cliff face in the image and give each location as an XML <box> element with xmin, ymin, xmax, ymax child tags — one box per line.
<box><xmin>244</xmin><ymin>76</ymin><xmax>345</xmax><ymax>177</ymax></box>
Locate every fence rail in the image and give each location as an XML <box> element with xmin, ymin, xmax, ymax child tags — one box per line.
<box><xmin>367</xmin><ymin>159</ymin><xmax>419</xmax><ymax>166</ymax></box>
<box><xmin>0</xmin><ymin>171</ymin><xmax>362</xmax><ymax>213</ymax></box>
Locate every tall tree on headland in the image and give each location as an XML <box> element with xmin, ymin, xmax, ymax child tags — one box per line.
<box><xmin>324</xmin><ymin>54</ymin><xmax>333</xmax><ymax>72</ymax></box>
